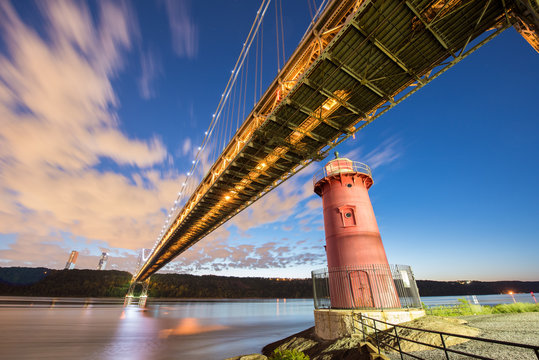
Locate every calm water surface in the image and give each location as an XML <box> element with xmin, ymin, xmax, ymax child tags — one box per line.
<box><xmin>0</xmin><ymin>297</ymin><xmax>314</xmax><ymax>360</ymax></box>
<box><xmin>0</xmin><ymin>293</ymin><xmax>535</xmax><ymax>360</ymax></box>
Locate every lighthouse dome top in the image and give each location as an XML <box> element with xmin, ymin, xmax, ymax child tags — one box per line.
<box><xmin>313</xmin><ymin>152</ymin><xmax>372</xmax><ymax>187</ymax></box>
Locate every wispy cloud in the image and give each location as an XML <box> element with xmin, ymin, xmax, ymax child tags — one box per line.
<box><xmin>163</xmin><ymin>0</ymin><xmax>198</xmax><ymax>59</ymax></box>
<box><xmin>345</xmin><ymin>136</ymin><xmax>403</xmax><ymax>169</ymax></box>
<box><xmin>163</xmin><ymin>228</ymin><xmax>325</xmax><ymax>274</ymax></box>
<box><xmin>0</xmin><ymin>1</ymin><xmax>182</xmax><ymax>267</ymax></box>
<box><xmin>138</xmin><ymin>49</ymin><xmax>162</xmax><ymax>99</ymax></box>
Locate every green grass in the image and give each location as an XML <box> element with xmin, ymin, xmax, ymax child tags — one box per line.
<box><xmin>269</xmin><ymin>349</ymin><xmax>310</xmax><ymax>360</ymax></box>
<box><xmin>424</xmin><ymin>299</ymin><xmax>539</xmax><ymax>317</ymax></box>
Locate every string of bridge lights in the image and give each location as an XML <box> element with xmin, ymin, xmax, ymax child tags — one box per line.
<box><xmin>148</xmin><ymin>0</ymin><xmax>273</xmax><ymax>258</ymax></box>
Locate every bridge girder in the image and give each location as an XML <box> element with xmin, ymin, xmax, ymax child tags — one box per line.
<box><xmin>134</xmin><ymin>0</ymin><xmax>523</xmax><ymax>282</ymax></box>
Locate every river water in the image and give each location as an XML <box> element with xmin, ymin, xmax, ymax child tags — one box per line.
<box><xmin>0</xmin><ymin>293</ymin><xmax>536</xmax><ymax>360</ymax></box>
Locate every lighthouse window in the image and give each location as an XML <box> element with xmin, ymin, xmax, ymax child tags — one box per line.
<box><xmin>339</xmin><ymin>206</ymin><xmax>357</xmax><ymax>227</ymax></box>
<box><xmin>347</xmin><ymin>184</ymin><xmax>352</xmax><ymax>188</ymax></box>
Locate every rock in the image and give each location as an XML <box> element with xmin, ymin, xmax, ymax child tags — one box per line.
<box><xmin>224</xmin><ymin>354</ymin><xmax>268</xmax><ymax>360</ymax></box>
<box><xmin>262</xmin><ymin>327</ymin><xmax>365</xmax><ymax>360</ymax></box>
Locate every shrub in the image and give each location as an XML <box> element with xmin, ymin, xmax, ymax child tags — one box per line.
<box><xmin>490</xmin><ymin>302</ymin><xmax>539</xmax><ymax>314</ymax></box>
<box><xmin>426</xmin><ymin>300</ymin><xmax>539</xmax><ymax>316</ymax></box>
<box><xmin>269</xmin><ymin>349</ymin><xmax>310</xmax><ymax>360</ymax></box>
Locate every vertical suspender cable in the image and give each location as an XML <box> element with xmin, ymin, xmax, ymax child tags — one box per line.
<box><xmin>151</xmin><ymin>0</ymin><xmax>272</xmax><ymax>259</ymax></box>
<box><xmin>260</xmin><ymin>21</ymin><xmax>264</xmax><ymax>102</ymax></box>
<box><xmin>279</xmin><ymin>0</ymin><xmax>285</xmax><ymax>65</ymax></box>
<box><xmin>274</xmin><ymin>0</ymin><xmax>281</xmax><ymax>72</ymax></box>
<box><xmin>254</xmin><ymin>31</ymin><xmax>259</xmax><ymax>104</ymax></box>
<box><xmin>241</xmin><ymin>49</ymin><xmax>249</xmax><ymax>129</ymax></box>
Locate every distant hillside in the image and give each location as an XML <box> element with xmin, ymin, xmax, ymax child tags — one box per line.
<box><xmin>0</xmin><ymin>267</ymin><xmax>537</xmax><ymax>298</ymax></box>
<box><xmin>0</xmin><ymin>267</ymin><xmax>132</xmax><ymax>297</ymax></box>
<box><xmin>149</xmin><ymin>273</ymin><xmax>312</xmax><ymax>298</ymax></box>
<box><xmin>0</xmin><ymin>267</ymin><xmax>312</xmax><ymax>298</ymax></box>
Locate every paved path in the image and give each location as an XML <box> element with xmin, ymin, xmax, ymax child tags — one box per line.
<box><xmin>388</xmin><ymin>312</ymin><xmax>539</xmax><ymax>360</ymax></box>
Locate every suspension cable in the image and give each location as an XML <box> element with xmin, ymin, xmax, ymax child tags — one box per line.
<box><xmin>274</xmin><ymin>0</ymin><xmax>281</xmax><ymax>72</ymax></box>
<box><xmin>279</xmin><ymin>0</ymin><xmax>285</xmax><ymax>66</ymax></box>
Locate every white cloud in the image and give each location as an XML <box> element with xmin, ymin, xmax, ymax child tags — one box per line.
<box><xmin>138</xmin><ymin>49</ymin><xmax>161</xmax><ymax>99</ymax></box>
<box><xmin>345</xmin><ymin>136</ymin><xmax>402</xmax><ymax>169</ymax></box>
<box><xmin>0</xmin><ymin>1</ymin><xmax>181</xmax><ymax>267</ymax></box>
<box><xmin>163</xmin><ymin>0</ymin><xmax>198</xmax><ymax>59</ymax></box>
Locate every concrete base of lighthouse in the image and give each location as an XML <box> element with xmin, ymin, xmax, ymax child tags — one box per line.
<box><xmin>314</xmin><ymin>308</ymin><xmax>426</xmax><ymax>340</ymax></box>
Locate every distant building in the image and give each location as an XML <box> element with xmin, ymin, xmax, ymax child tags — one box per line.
<box><xmin>97</xmin><ymin>252</ymin><xmax>108</xmax><ymax>270</ymax></box>
<box><xmin>64</xmin><ymin>250</ymin><xmax>78</xmax><ymax>270</ymax></box>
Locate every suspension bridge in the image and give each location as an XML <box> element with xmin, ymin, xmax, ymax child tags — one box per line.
<box><xmin>131</xmin><ymin>0</ymin><xmax>538</xmax><ymax>286</ymax></box>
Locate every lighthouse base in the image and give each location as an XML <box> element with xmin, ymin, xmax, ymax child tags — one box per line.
<box><xmin>314</xmin><ymin>308</ymin><xmax>425</xmax><ymax>340</ymax></box>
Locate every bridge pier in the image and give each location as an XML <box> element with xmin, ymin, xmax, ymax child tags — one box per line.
<box><xmin>124</xmin><ymin>278</ymin><xmax>150</xmax><ymax>307</ymax></box>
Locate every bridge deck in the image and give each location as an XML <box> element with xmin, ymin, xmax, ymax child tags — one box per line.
<box><xmin>134</xmin><ymin>0</ymin><xmax>521</xmax><ymax>282</ymax></box>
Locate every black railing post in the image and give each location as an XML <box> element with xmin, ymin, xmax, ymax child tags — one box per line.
<box><xmin>374</xmin><ymin>319</ymin><xmax>380</xmax><ymax>354</ymax></box>
<box><xmin>394</xmin><ymin>326</ymin><xmax>404</xmax><ymax>360</ymax></box>
<box><xmin>440</xmin><ymin>333</ymin><xmax>450</xmax><ymax>360</ymax></box>
<box><xmin>361</xmin><ymin>313</ymin><xmax>366</xmax><ymax>341</ymax></box>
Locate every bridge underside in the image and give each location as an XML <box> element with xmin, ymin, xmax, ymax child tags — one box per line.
<box><xmin>134</xmin><ymin>0</ymin><xmax>537</xmax><ymax>282</ymax></box>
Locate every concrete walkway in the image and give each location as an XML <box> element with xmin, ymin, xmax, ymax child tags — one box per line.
<box><xmin>387</xmin><ymin>312</ymin><xmax>539</xmax><ymax>360</ymax></box>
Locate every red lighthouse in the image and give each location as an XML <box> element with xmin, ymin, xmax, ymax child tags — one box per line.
<box><xmin>314</xmin><ymin>153</ymin><xmax>400</xmax><ymax>309</ymax></box>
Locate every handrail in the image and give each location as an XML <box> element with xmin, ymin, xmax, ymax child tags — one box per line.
<box><xmin>313</xmin><ymin>160</ymin><xmax>372</xmax><ymax>187</ymax></box>
<box><xmin>354</xmin><ymin>314</ymin><xmax>539</xmax><ymax>360</ymax></box>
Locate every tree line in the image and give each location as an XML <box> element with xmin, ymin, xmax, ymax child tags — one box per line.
<box><xmin>0</xmin><ymin>267</ymin><xmax>537</xmax><ymax>298</ymax></box>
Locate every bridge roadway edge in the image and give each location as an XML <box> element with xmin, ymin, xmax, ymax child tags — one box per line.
<box><xmin>134</xmin><ymin>0</ymin><xmax>532</xmax><ymax>283</ymax></box>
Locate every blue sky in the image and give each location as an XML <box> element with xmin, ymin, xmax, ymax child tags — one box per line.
<box><xmin>0</xmin><ymin>0</ymin><xmax>537</xmax><ymax>281</ymax></box>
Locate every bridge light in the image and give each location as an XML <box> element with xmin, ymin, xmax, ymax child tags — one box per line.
<box><xmin>192</xmin><ymin>160</ymin><xmax>195</xmax><ymax>164</ymax></box>
<box><xmin>321</xmin><ymin>97</ymin><xmax>338</xmax><ymax>111</ymax></box>
<box><xmin>187</xmin><ymin>172</ymin><xmax>191</xmax><ymax>176</ymax></box>
<box><xmin>205</xmin><ymin>131</ymin><xmax>208</xmax><ymax>135</ymax></box>
<box><xmin>198</xmin><ymin>146</ymin><xmax>201</xmax><ymax>150</ymax></box>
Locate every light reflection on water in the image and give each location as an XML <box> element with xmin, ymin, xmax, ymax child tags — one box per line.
<box><xmin>0</xmin><ymin>297</ymin><xmax>315</xmax><ymax>360</ymax></box>
<box><xmin>0</xmin><ymin>293</ymin><xmax>536</xmax><ymax>359</ymax></box>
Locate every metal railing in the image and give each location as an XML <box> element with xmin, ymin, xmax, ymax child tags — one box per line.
<box><xmin>313</xmin><ymin>160</ymin><xmax>372</xmax><ymax>186</ymax></box>
<box><xmin>354</xmin><ymin>314</ymin><xmax>539</xmax><ymax>360</ymax></box>
<box><xmin>312</xmin><ymin>264</ymin><xmax>422</xmax><ymax>310</ymax></box>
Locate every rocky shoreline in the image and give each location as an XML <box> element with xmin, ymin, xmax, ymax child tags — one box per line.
<box><xmin>226</xmin><ymin>326</ymin><xmax>365</xmax><ymax>360</ymax></box>
<box><xmin>227</xmin><ymin>313</ymin><xmax>539</xmax><ymax>360</ymax></box>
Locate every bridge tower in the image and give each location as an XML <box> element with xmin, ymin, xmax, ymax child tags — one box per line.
<box><xmin>124</xmin><ymin>248</ymin><xmax>152</xmax><ymax>307</ymax></box>
<box><xmin>314</xmin><ymin>152</ymin><xmax>400</xmax><ymax>309</ymax></box>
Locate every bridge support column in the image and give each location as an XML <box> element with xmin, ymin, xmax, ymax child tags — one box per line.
<box><xmin>124</xmin><ymin>278</ymin><xmax>150</xmax><ymax>307</ymax></box>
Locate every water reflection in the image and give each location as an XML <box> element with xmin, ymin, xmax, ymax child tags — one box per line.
<box><xmin>159</xmin><ymin>317</ymin><xmax>229</xmax><ymax>338</ymax></box>
<box><xmin>0</xmin><ymin>297</ymin><xmax>314</xmax><ymax>360</ymax></box>
<box><xmin>0</xmin><ymin>294</ymin><xmax>535</xmax><ymax>359</ymax></box>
